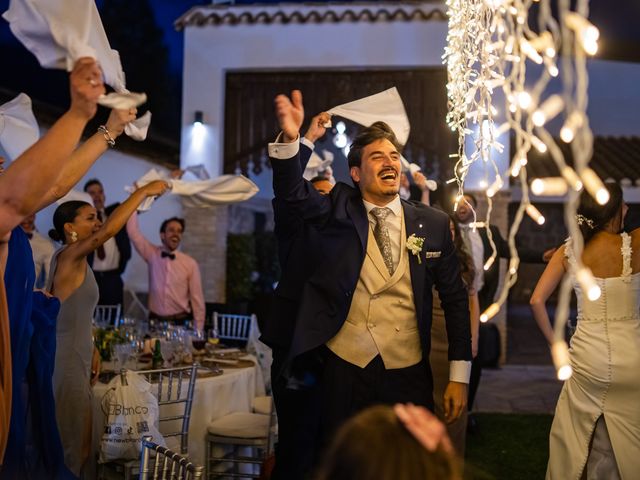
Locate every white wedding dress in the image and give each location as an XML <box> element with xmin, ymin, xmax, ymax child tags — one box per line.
<box><xmin>547</xmin><ymin>233</ymin><xmax>640</xmax><ymax>479</ymax></box>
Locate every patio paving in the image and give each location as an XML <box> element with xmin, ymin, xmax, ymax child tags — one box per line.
<box><xmin>474</xmin><ymin>365</ymin><xmax>563</xmax><ymax>414</ymax></box>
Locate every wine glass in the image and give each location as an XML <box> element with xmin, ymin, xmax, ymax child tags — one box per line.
<box><xmin>191</xmin><ymin>330</ymin><xmax>206</xmax><ymax>352</ymax></box>
<box><xmin>114</xmin><ymin>344</ymin><xmax>131</xmax><ymax>371</ymax></box>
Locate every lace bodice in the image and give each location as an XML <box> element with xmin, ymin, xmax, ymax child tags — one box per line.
<box><xmin>565</xmin><ymin>232</ymin><xmax>640</xmax><ymax>321</ymax></box>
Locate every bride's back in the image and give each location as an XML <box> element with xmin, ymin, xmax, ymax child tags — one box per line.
<box><xmin>580</xmin><ymin>229</ymin><xmax>640</xmax><ymax>278</ymax></box>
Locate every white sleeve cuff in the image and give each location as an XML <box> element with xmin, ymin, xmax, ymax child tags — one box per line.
<box><xmin>300</xmin><ymin>136</ymin><xmax>315</xmax><ymax>151</ymax></box>
<box><xmin>449</xmin><ymin>360</ymin><xmax>472</xmax><ymax>384</ymax></box>
<box><xmin>268</xmin><ymin>133</ymin><xmax>300</xmax><ymax>159</ymax></box>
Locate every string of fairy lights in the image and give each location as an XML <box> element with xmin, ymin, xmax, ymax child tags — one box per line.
<box><xmin>443</xmin><ymin>0</ymin><xmax>605</xmax><ymax>379</ymax></box>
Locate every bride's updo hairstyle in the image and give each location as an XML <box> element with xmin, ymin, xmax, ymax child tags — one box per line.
<box><xmin>49</xmin><ymin>200</ymin><xmax>91</xmax><ymax>243</ymax></box>
<box><xmin>577</xmin><ymin>183</ymin><xmax>623</xmax><ymax>244</ymax></box>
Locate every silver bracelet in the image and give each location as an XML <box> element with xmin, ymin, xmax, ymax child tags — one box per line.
<box><xmin>98</xmin><ymin>125</ymin><xmax>116</xmax><ymax>148</ymax></box>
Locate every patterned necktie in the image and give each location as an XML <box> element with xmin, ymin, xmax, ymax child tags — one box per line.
<box><xmin>370</xmin><ymin>207</ymin><xmax>394</xmax><ymax>275</ymax></box>
<box><xmin>96</xmin><ymin>211</ymin><xmax>106</xmax><ymax>260</ymax></box>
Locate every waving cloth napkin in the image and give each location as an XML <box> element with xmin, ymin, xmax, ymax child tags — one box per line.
<box><xmin>127</xmin><ymin>168</ymin><xmax>260</xmax><ymax>211</ymax></box>
<box><xmin>303</xmin><ymin>149</ymin><xmax>335</xmax><ymax>184</ymax></box>
<box><xmin>327</xmin><ymin>87</ymin><xmax>428</xmax><ymax>176</ymax></box>
<box><xmin>0</xmin><ymin>94</ymin><xmax>39</xmax><ymax>161</ymax></box>
<box><xmin>328</xmin><ymin>87</ymin><xmax>410</xmax><ymax>145</ymax></box>
<box><xmin>2</xmin><ymin>0</ymin><xmax>151</xmax><ymax>140</ymax></box>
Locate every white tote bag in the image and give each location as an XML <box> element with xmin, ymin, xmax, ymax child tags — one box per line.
<box><xmin>98</xmin><ymin>371</ymin><xmax>165</xmax><ymax>463</ymax></box>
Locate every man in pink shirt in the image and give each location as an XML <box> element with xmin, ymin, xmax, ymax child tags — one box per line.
<box><xmin>127</xmin><ymin>213</ymin><xmax>205</xmax><ymax>331</ymax></box>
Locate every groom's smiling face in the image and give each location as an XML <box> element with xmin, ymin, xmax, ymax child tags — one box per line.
<box><xmin>350</xmin><ymin>139</ymin><xmax>401</xmax><ymax>206</ymax></box>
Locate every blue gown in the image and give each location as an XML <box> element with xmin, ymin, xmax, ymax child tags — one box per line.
<box><xmin>3</xmin><ymin>228</ymin><xmax>74</xmax><ymax>479</ymax></box>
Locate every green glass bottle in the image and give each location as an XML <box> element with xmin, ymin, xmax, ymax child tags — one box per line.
<box><xmin>152</xmin><ymin>339</ymin><xmax>163</xmax><ymax>369</ymax></box>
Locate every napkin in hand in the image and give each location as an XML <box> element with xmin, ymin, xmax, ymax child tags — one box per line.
<box><xmin>0</xmin><ymin>93</ymin><xmax>39</xmax><ymax>161</ymax></box>
<box><xmin>3</xmin><ymin>0</ymin><xmax>150</xmax><ymax>140</ymax></box>
<box><xmin>328</xmin><ymin>87</ymin><xmax>411</xmax><ymax>145</ymax></box>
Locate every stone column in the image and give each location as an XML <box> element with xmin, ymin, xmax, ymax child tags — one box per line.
<box><xmin>180</xmin><ymin>200</ymin><xmax>229</xmax><ymax>304</ymax></box>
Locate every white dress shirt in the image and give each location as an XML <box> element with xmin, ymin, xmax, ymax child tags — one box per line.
<box><xmin>460</xmin><ymin>223</ymin><xmax>485</xmax><ymax>294</ymax></box>
<box><xmin>28</xmin><ymin>230</ymin><xmax>55</xmax><ymax>289</ymax></box>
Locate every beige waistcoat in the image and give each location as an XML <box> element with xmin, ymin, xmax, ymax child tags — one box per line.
<box><xmin>326</xmin><ymin>213</ymin><xmax>422</xmax><ymax>369</ymax></box>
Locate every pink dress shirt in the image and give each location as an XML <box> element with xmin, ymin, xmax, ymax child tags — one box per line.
<box><xmin>126</xmin><ymin>214</ymin><xmax>205</xmax><ymax>331</ymax></box>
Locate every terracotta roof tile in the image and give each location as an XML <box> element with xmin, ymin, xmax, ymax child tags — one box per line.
<box><xmin>175</xmin><ymin>1</ymin><xmax>446</xmax><ymax>30</ymax></box>
<box><xmin>514</xmin><ymin>136</ymin><xmax>640</xmax><ymax>186</ymax></box>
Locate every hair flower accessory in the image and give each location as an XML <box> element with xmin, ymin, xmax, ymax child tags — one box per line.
<box><xmin>576</xmin><ymin>214</ymin><xmax>594</xmax><ymax>229</ymax></box>
<box><xmin>407</xmin><ymin>234</ymin><xmax>425</xmax><ymax>264</ymax></box>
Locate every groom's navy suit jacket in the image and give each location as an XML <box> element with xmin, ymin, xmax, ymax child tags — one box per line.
<box><xmin>262</xmin><ymin>146</ymin><xmax>472</xmax><ymax>381</ymax></box>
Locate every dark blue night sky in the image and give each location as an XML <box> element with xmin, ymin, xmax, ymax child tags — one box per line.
<box><xmin>0</xmin><ymin>0</ymin><xmax>638</xmax><ymax>140</ymax></box>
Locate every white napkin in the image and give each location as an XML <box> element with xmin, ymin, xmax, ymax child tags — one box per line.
<box><xmin>3</xmin><ymin>0</ymin><xmax>150</xmax><ymax>140</ymax></box>
<box><xmin>328</xmin><ymin>87</ymin><xmax>411</xmax><ymax>145</ymax></box>
<box><xmin>0</xmin><ymin>93</ymin><xmax>39</xmax><ymax>160</ymax></box>
<box><xmin>303</xmin><ymin>149</ymin><xmax>334</xmax><ymax>181</ymax></box>
<box><xmin>127</xmin><ymin>168</ymin><xmax>260</xmax><ymax>211</ymax></box>
<box><xmin>184</xmin><ymin>164</ymin><xmax>211</xmax><ymax>181</ymax></box>
<box><xmin>56</xmin><ymin>188</ymin><xmax>93</xmax><ymax>205</ymax></box>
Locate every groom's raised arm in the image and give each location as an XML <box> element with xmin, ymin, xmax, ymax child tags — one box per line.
<box><xmin>270</xmin><ymin>91</ymin><xmax>330</xmax><ymax>222</ymax></box>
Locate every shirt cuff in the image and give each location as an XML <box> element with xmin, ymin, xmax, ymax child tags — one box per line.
<box><xmin>449</xmin><ymin>360</ymin><xmax>472</xmax><ymax>384</ymax></box>
<box><xmin>268</xmin><ymin>133</ymin><xmax>300</xmax><ymax>159</ymax></box>
<box><xmin>300</xmin><ymin>136</ymin><xmax>315</xmax><ymax>151</ymax></box>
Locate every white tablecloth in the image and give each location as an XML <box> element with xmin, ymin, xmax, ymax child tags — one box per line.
<box><xmin>91</xmin><ymin>360</ymin><xmax>266</xmax><ymax>469</ymax></box>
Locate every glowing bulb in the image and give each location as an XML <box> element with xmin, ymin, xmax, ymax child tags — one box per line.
<box><xmin>483</xmin><ymin>256</ymin><xmax>495</xmax><ymax>271</ymax></box>
<box><xmin>552</xmin><ymin>341</ymin><xmax>572</xmax><ymax>380</ymax></box>
<box><xmin>560</xmin><ymin>126</ymin><xmax>575</xmax><ymax>143</ymax></box>
<box><xmin>480</xmin><ymin>303</ymin><xmax>500</xmax><ymax>323</ymax></box>
<box><xmin>336</xmin><ymin>121</ymin><xmax>346</xmax><ymax>134</ymax></box>
<box><xmin>531</xmin><ymin>136</ymin><xmax>548</xmax><ymax>153</ymax></box>
<box><xmin>596</xmin><ymin>189</ymin><xmax>610</xmax><ymax>205</ymax></box>
<box><xmin>546</xmin><ymin>47</ymin><xmax>556</xmax><ymax>58</ymax></box>
<box><xmin>548</xmin><ymin>64</ymin><xmax>559</xmax><ymax>77</ymax></box>
<box><xmin>581</xmin><ymin>168</ymin><xmax>609</xmax><ymax>205</ymax></box>
<box><xmin>565</xmin><ymin>12</ymin><xmax>600</xmax><ymax>56</ymax></box>
<box><xmin>526</xmin><ymin>204</ymin><xmax>545</xmax><ymax>225</ymax></box>
<box><xmin>561</xmin><ymin>167</ymin><xmax>583</xmax><ymax>191</ymax></box>
<box><xmin>576</xmin><ymin>267</ymin><xmax>601</xmax><ymax>301</ymax></box>
<box><xmin>486</xmin><ymin>176</ymin><xmax>504</xmax><ymax>198</ymax></box>
<box><xmin>560</xmin><ymin>112</ymin><xmax>584</xmax><ymax>144</ymax></box>
<box><xmin>520</xmin><ymin>39</ymin><xmax>543</xmax><ymax>64</ymax></box>
<box><xmin>334</xmin><ymin>133</ymin><xmax>348</xmax><ymax>149</ymax></box>
<box><xmin>191</xmin><ymin>122</ymin><xmax>206</xmax><ymax>152</ymax></box>
<box><xmin>516</xmin><ymin>91</ymin><xmax>532</xmax><ymax>110</ymax></box>
<box><xmin>531</xmin><ymin>177</ymin><xmax>568</xmax><ymax>196</ymax></box>
<box><xmin>532</xmin><ymin>95</ymin><xmax>564</xmax><ymax>127</ymax></box>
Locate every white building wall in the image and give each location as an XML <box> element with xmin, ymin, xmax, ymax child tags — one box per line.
<box><xmin>180</xmin><ymin>7</ymin><xmax>450</xmax><ymax>187</ymax></box>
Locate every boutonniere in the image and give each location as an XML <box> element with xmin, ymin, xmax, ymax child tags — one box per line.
<box><xmin>406</xmin><ymin>234</ymin><xmax>425</xmax><ymax>264</ymax></box>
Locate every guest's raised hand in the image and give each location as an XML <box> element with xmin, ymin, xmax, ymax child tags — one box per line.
<box><xmin>105</xmin><ymin>107</ymin><xmax>137</xmax><ymax>138</ymax></box>
<box><xmin>140</xmin><ymin>179</ymin><xmax>171</xmax><ymax>197</ymax></box>
<box><xmin>304</xmin><ymin>112</ymin><xmax>331</xmax><ymax>143</ymax></box>
<box><xmin>394</xmin><ymin>403</ymin><xmax>454</xmax><ymax>454</ymax></box>
<box><xmin>69</xmin><ymin>57</ymin><xmax>105</xmax><ymax>120</ymax></box>
<box><xmin>274</xmin><ymin>89</ymin><xmax>304</xmax><ymax>143</ymax></box>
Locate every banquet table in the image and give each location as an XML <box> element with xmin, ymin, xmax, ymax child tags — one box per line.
<box><xmin>90</xmin><ymin>358</ymin><xmax>266</xmax><ymax>472</ymax></box>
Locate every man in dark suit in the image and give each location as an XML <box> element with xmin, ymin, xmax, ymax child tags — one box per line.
<box><xmin>454</xmin><ymin>193</ymin><xmax>553</xmax><ymax>430</ymax></box>
<box><xmin>84</xmin><ymin>179</ymin><xmax>131</xmax><ymax>313</ymax></box>
<box><xmin>262</xmin><ymin>91</ymin><xmax>471</xmax><ymax>479</ymax></box>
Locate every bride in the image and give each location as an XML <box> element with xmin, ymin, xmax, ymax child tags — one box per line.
<box><xmin>530</xmin><ymin>183</ymin><xmax>640</xmax><ymax>479</ymax></box>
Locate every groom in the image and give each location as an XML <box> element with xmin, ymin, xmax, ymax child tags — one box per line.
<box><xmin>265</xmin><ymin>90</ymin><xmax>471</xmax><ymax>477</ymax></box>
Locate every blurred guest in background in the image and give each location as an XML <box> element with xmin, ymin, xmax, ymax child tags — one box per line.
<box><xmin>19</xmin><ymin>213</ymin><xmax>55</xmax><ymax>289</ymax></box>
